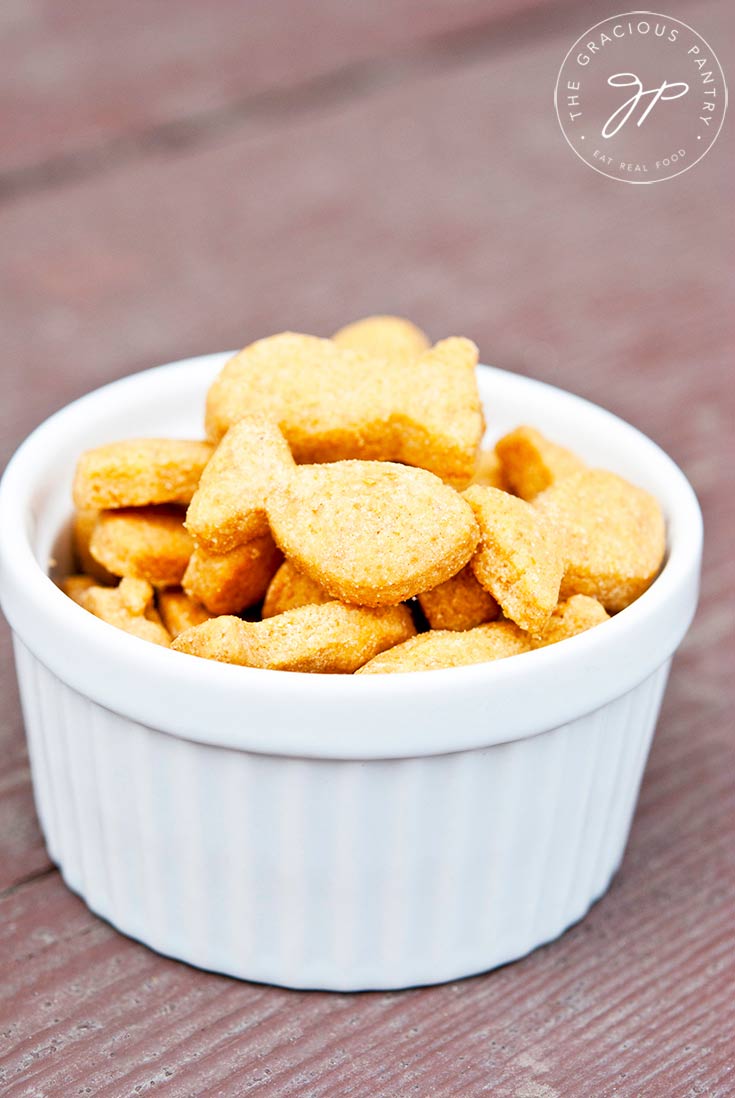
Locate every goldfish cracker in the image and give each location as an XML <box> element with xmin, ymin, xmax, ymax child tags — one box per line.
<box><xmin>472</xmin><ymin>448</ymin><xmax>510</xmax><ymax>491</ymax></box>
<box><xmin>418</xmin><ymin>564</ymin><xmax>499</xmax><ymax>631</ymax></box>
<box><xmin>186</xmin><ymin>418</ymin><xmax>294</xmax><ymax>554</ymax></box>
<box><xmin>72</xmin><ymin>509</ymin><xmax>117</xmax><ymax>584</ymax></box>
<box><xmin>89</xmin><ymin>506</ymin><xmax>193</xmax><ymax>587</ymax></box>
<box><xmin>188</xmin><ymin>418</ymin><xmax>480</xmax><ymax>607</ymax></box>
<box><xmin>463</xmin><ymin>485</ymin><xmax>564</xmax><ymax>634</ymax></box>
<box><xmin>59</xmin><ymin>574</ymin><xmax>97</xmax><ymax>605</ymax></box>
<box><xmin>356</xmin><ymin>620</ymin><xmax>530</xmax><ymax>674</ymax></box>
<box><xmin>205</xmin><ymin>333</ymin><xmax>483</xmax><ymax>487</ymax></box>
<box><xmin>73</xmin><ymin>439</ymin><xmax>213</xmax><ymax>510</ymax></box>
<box><xmin>495</xmin><ymin>426</ymin><xmax>585</xmax><ymax>501</ymax></box>
<box><xmin>331</xmin><ymin>315</ymin><xmax>430</xmax><ymax>362</ymax></box>
<box><xmin>60</xmin><ymin>317</ymin><xmax>667</xmax><ymax>674</ymax></box>
<box><xmin>80</xmin><ymin>577</ymin><xmax>171</xmax><ymax>646</ymax></box>
<box><xmin>172</xmin><ymin>601</ymin><xmax>416</xmax><ymax>673</ymax></box>
<box><xmin>266</xmin><ymin>460</ymin><xmax>480</xmax><ymax>607</ymax></box>
<box><xmin>534</xmin><ymin>469</ymin><xmax>665</xmax><ymax>611</ymax></box>
<box><xmin>182</xmin><ymin>535</ymin><xmax>282</xmax><ymax>615</ymax></box>
<box><xmin>531</xmin><ymin>595</ymin><xmax>609</xmax><ymax>648</ymax></box>
<box><xmin>262</xmin><ymin>560</ymin><xmax>331</xmax><ymax>618</ymax></box>
<box><xmin>157</xmin><ymin>589</ymin><xmax>213</xmax><ymax>639</ymax></box>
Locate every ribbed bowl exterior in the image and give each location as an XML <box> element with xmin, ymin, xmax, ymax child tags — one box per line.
<box><xmin>15</xmin><ymin>637</ymin><xmax>671</xmax><ymax>991</ymax></box>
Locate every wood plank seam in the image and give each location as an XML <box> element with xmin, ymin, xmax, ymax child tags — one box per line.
<box><xmin>0</xmin><ymin>0</ymin><xmax>695</xmax><ymax>206</ymax></box>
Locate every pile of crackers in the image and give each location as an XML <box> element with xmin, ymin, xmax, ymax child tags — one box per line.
<box><xmin>60</xmin><ymin>316</ymin><xmax>665</xmax><ymax>674</ymax></box>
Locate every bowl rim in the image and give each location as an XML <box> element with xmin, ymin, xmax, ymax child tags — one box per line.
<box><xmin>0</xmin><ymin>353</ymin><xmax>703</xmax><ymax>760</ymax></box>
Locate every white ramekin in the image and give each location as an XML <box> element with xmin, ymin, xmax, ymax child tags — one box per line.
<box><xmin>0</xmin><ymin>354</ymin><xmax>702</xmax><ymax>990</ymax></box>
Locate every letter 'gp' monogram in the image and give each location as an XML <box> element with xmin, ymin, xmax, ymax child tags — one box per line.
<box><xmin>554</xmin><ymin>11</ymin><xmax>727</xmax><ymax>183</ymax></box>
<box><xmin>602</xmin><ymin>73</ymin><xmax>689</xmax><ymax>137</ymax></box>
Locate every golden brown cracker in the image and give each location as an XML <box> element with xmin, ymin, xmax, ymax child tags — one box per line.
<box><xmin>89</xmin><ymin>506</ymin><xmax>193</xmax><ymax>587</ymax></box>
<box><xmin>472</xmin><ymin>448</ymin><xmax>510</xmax><ymax>491</ymax></box>
<box><xmin>534</xmin><ymin>469</ymin><xmax>666</xmax><ymax>611</ymax></box>
<box><xmin>182</xmin><ymin>534</ymin><xmax>282</xmax><ymax>615</ymax></box>
<box><xmin>331</xmin><ymin>315</ymin><xmax>430</xmax><ymax>362</ymax></box>
<box><xmin>157</xmin><ymin>589</ymin><xmax>213</xmax><ymax>638</ymax></box>
<box><xmin>464</xmin><ymin>485</ymin><xmax>565</xmax><ymax>634</ymax></box>
<box><xmin>186</xmin><ymin>417</ymin><xmax>294</xmax><ymax>553</ymax></box>
<box><xmin>495</xmin><ymin>426</ymin><xmax>585</xmax><ymax>501</ymax></box>
<box><xmin>172</xmin><ymin>601</ymin><xmax>416</xmax><ymax>673</ymax></box>
<box><xmin>266</xmin><ymin>461</ymin><xmax>480</xmax><ymax>607</ymax></box>
<box><xmin>72</xmin><ymin>509</ymin><xmax>117</xmax><ymax>584</ymax></box>
<box><xmin>261</xmin><ymin>559</ymin><xmax>331</xmax><ymax>618</ymax></box>
<box><xmin>531</xmin><ymin>595</ymin><xmax>609</xmax><ymax>648</ymax></box>
<box><xmin>59</xmin><ymin>574</ymin><xmax>97</xmax><ymax>605</ymax></box>
<box><xmin>73</xmin><ymin>439</ymin><xmax>213</xmax><ymax>510</ymax></box>
<box><xmin>80</xmin><ymin>578</ymin><xmax>171</xmax><ymax>646</ymax></box>
<box><xmin>205</xmin><ymin>332</ymin><xmax>483</xmax><ymax>486</ymax></box>
<box><xmin>356</xmin><ymin>620</ymin><xmax>530</xmax><ymax>674</ymax></box>
<box><xmin>418</xmin><ymin>565</ymin><xmax>500</xmax><ymax>631</ymax></box>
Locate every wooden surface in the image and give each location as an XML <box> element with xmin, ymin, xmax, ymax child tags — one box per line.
<box><xmin>1</xmin><ymin>0</ymin><xmax>733</xmax><ymax>1094</ymax></box>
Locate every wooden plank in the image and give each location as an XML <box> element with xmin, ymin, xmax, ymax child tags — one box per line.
<box><xmin>0</xmin><ymin>635</ymin><xmax>51</xmax><ymax>891</ymax></box>
<box><xmin>0</xmin><ymin>0</ymin><xmax>732</xmax><ymax>1092</ymax></box>
<box><xmin>0</xmin><ymin>0</ymin><xmax>728</xmax><ymax>465</ymax></box>
<box><xmin>0</xmin><ymin>0</ymin><xmax>570</xmax><ymax>179</ymax></box>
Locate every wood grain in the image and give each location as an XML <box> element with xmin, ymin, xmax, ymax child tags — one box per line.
<box><xmin>0</xmin><ymin>0</ymin><xmax>580</xmax><ymax>183</ymax></box>
<box><xmin>0</xmin><ymin>0</ymin><xmax>732</xmax><ymax>1093</ymax></box>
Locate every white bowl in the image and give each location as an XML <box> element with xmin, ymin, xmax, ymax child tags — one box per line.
<box><xmin>0</xmin><ymin>354</ymin><xmax>702</xmax><ymax>990</ymax></box>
